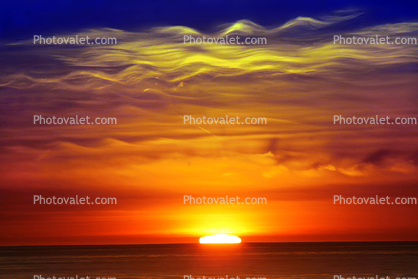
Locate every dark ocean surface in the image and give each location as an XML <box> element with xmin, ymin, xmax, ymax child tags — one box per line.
<box><xmin>1</xmin><ymin>242</ymin><xmax>417</xmax><ymax>279</ymax></box>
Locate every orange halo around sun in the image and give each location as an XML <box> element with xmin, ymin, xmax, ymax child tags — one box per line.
<box><xmin>199</xmin><ymin>234</ymin><xmax>242</xmax><ymax>244</ymax></box>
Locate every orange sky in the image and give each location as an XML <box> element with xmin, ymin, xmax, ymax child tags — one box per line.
<box><xmin>0</xmin><ymin>18</ymin><xmax>418</xmax><ymax>246</ymax></box>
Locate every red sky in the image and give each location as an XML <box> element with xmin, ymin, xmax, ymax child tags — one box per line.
<box><xmin>0</xmin><ymin>18</ymin><xmax>417</xmax><ymax>246</ymax></box>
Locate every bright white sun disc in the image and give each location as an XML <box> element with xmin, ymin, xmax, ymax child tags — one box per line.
<box><xmin>199</xmin><ymin>234</ymin><xmax>241</xmax><ymax>244</ymax></box>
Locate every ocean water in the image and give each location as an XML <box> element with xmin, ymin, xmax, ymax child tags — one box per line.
<box><xmin>1</xmin><ymin>242</ymin><xmax>417</xmax><ymax>279</ymax></box>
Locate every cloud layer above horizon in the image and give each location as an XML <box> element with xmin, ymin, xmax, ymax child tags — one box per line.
<box><xmin>1</xmin><ymin>13</ymin><xmax>417</xmax><ymax>245</ymax></box>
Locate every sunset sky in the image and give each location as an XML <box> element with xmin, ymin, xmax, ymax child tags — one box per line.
<box><xmin>0</xmin><ymin>1</ymin><xmax>417</xmax><ymax>246</ymax></box>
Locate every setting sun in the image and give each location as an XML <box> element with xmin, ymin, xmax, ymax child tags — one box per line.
<box><xmin>199</xmin><ymin>234</ymin><xmax>242</xmax><ymax>244</ymax></box>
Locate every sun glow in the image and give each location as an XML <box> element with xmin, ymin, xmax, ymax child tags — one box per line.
<box><xmin>199</xmin><ymin>234</ymin><xmax>242</xmax><ymax>244</ymax></box>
